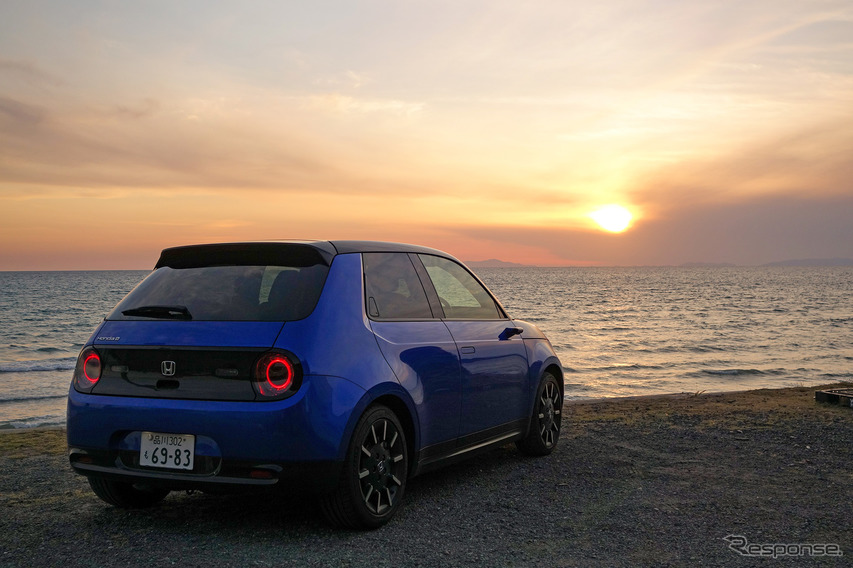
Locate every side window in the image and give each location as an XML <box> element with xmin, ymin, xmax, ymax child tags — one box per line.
<box><xmin>363</xmin><ymin>253</ymin><xmax>434</xmax><ymax>320</ymax></box>
<box><xmin>418</xmin><ymin>255</ymin><xmax>501</xmax><ymax>320</ymax></box>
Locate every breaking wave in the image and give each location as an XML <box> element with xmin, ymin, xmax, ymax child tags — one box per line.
<box><xmin>0</xmin><ymin>358</ymin><xmax>76</xmax><ymax>373</ymax></box>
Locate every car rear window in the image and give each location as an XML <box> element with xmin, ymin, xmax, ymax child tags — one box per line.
<box><xmin>108</xmin><ymin>263</ymin><xmax>329</xmax><ymax>322</ymax></box>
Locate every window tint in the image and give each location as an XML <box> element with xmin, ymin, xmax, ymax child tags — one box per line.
<box><xmin>363</xmin><ymin>253</ymin><xmax>433</xmax><ymax>320</ymax></box>
<box><xmin>108</xmin><ymin>264</ymin><xmax>328</xmax><ymax>322</ymax></box>
<box><xmin>419</xmin><ymin>255</ymin><xmax>501</xmax><ymax>320</ymax></box>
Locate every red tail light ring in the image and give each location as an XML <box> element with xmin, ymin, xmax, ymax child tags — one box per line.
<box><xmin>265</xmin><ymin>356</ymin><xmax>294</xmax><ymax>391</ymax></box>
<box><xmin>83</xmin><ymin>353</ymin><xmax>101</xmax><ymax>383</ymax></box>
<box><xmin>253</xmin><ymin>351</ymin><xmax>302</xmax><ymax>400</ymax></box>
<box><xmin>74</xmin><ymin>347</ymin><xmax>102</xmax><ymax>392</ymax></box>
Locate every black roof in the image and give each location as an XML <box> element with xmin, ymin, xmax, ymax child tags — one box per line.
<box><xmin>329</xmin><ymin>240</ymin><xmax>451</xmax><ymax>258</ymax></box>
<box><xmin>155</xmin><ymin>240</ymin><xmax>457</xmax><ymax>269</ymax></box>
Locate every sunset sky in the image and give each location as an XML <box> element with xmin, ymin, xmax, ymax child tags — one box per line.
<box><xmin>2</xmin><ymin>0</ymin><xmax>852</xmax><ymax>269</ymax></box>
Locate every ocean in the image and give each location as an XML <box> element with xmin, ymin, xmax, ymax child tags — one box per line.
<box><xmin>1</xmin><ymin>267</ymin><xmax>851</xmax><ymax>429</ymax></box>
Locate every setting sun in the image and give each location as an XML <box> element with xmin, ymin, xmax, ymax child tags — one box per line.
<box><xmin>590</xmin><ymin>205</ymin><xmax>633</xmax><ymax>233</ymax></box>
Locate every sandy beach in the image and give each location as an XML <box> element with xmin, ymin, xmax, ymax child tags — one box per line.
<box><xmin>1</xmin><ymin>384</ymin><xmax>850</xmax><ymax>567</ymax></box>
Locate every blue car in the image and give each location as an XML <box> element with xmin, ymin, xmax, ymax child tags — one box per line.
<box><xmin>67</xmin><ymin>241</ymin><xmax>563</xmax><ymax>528</ymax></box>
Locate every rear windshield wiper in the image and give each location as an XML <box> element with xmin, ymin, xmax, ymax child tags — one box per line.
<box><xmin>121</xmin><ymin>305</ymin><xmax>193</xmax><ymax>320</ymax></box>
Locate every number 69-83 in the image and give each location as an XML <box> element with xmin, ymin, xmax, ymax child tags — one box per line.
<box><xmin>151</xmin><ymin>447</ymin><xmax>191</xmax><ymax>467</ymax></box>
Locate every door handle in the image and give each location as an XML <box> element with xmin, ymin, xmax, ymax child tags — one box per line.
<box><xmin>460</xmin><ymin>346</ymin><xmax>476</xmax><ymax>354</ymax></box>
<box><xmin>499</xmin><ymin>327</ymin><xmax>523</xmax><ymax>340</ymax></box>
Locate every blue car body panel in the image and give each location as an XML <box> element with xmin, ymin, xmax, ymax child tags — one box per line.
<box><xmin>368</xmin><ymin>320</ymin><xmax>461</xmax><ymax>448</ymax></box>
<box><xmin>68</xmin><ymin>374</ymin><xmax>365</xmax><ymax>462</ymax></box>
<box><xmin>92</xmin><ymin>321</ymin><xmax>285</xmax><ymax>349</ymax></box>
<box><xmin>270</xmin><ymin>253</ymin><xmax>394</xmax><ymax>384</ymax></box>
<box><xmin>443</xmin><ymin>320</ymin><xmax>530</xmax><ymax>436</ymax></box>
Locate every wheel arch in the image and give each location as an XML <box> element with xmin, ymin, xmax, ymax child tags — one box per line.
<box><xmin>370</xmin><ymin>394</ymin><xmax>417</xmax><ymax>477</ymax></box>
<box><xmin>521</xmin><ymin>357</ymin><xmax>564</xmax><ymax>439</ymax></box>
<box><xmin>543</xmin><ymin>362</ymin><xmax>565</xmax><ymax>398</ymax></box>
<box><xmin>336</xmin><ymin>383</ymin><xmax>420</xmax><ymax>473</ymax></box>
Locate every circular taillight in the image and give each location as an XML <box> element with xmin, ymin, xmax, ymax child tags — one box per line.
<box><xmin>82</xmin><ymin>353</ymin><xmax>102</xmax><ymax>385</ymax></box>
<box><xmin>253</xmin><ymin>352</ymin><xmax>301</xmax><ymax>399</ymax></box>
<box><xmin>74</xmin><ymin>347</ymin><xmax>102</xmax><ymax>392</ymax></box>
<box><xmin>265</xmin><ymin>357</ymin><xmax>294</xmax><ymax>391</ymax></box>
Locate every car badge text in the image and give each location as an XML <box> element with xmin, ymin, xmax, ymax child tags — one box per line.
<box><xmin>161</xmin><ymin>361</ymin><xmax>177</xmax><ymax>377</ymax></box>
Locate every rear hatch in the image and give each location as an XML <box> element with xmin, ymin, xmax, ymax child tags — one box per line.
<box><xmin>86</xmin><ymin>242</ymin><xmax>332</xmax><ymax>401</ymax></box>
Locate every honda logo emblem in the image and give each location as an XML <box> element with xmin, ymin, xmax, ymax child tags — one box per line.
<box><xmin>161</xmin><ymin>361</ymin><xmax>176</xmax><ymax>377</ymax></box>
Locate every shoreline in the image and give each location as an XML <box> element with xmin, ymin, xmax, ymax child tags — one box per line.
<box><xmin>2</xmin><ymin>382</ymin><xmax>850</xmax><ymax>436</ymax></box>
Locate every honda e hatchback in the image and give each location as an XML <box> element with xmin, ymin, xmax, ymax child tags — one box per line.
<box><xmin>67</xmin><ymin>241</ymin><xmax>563</xmax><ymax>528</ymax></box>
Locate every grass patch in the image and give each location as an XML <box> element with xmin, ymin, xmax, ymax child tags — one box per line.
<box><xmin>0</xmin><ymin>428</ymin><xmax>66</xmax><ymax>458</ymax></box>
<box><xmin>568</xmin><ymin>383</ymin><xmax>853</xmax><ymax>430</ymax></box>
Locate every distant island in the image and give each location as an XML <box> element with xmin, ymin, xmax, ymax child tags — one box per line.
<box><xmin>463</xmin><ymin>258</ymin><xmax>853</xmax><ymax>268</ymax></box>
<box><xmin>464</xmin><ymin>259</ymin><xmax>530</xmax><ymax>268</ymax></box>
<box><xmin>678</xmin><ymin>258</ymin><xmax>853</xmax><ymax>268</ymax></box>
<box><xmin>763</xmin><ymin>258</ymin><xmax>853</xmax><ymax>267</ymax></box>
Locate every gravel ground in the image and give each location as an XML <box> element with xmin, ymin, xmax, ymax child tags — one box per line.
<box><xmin>1</xmin><ymin>385</ymin><xmax>851</xmax><ymax>567</ymax></box>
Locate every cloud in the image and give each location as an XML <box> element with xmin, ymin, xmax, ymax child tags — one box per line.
<box><xmin>302</xmin><ymin>93</ymin><xmax>424</xmax><ymax>116</ymax></box>
<box><xmin>0</xmin><ymin>94</ymin><xmax>341</xmax><ymax>195</ymax></box>
<box><xmin>113</xmin><ymin>98</ymin><xmax>160</xmax><ymax>119</ymax></box>
<box><xmin>0</xmin><ymin>96</ymin><xmax>46</xmax><ymax>126</ymax></box>
<box><xmin>0</xmin><ymin>58</ymin><xmax>63</xmax><ymax>87</ymax></box>
<box><xmin>630</xmin><ymin>116</ymin><xmax>853</xmax><ymax>209</ymax></box>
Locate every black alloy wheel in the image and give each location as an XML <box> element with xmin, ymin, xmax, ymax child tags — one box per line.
<box><xmin>517</xmin><ymin>371</ymin><xmax>562</xmax><ymax>456</ymax></box>
<box><xmin>320</xmin><ymin>405</ymin><xmax>408</xmax><ymax>529</ymax></box>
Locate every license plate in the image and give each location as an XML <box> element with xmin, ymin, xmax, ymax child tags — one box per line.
<box><xmin>140</xmin><ymin>432</ymin><xmax>195</xmax><ymax>470</ymax></box>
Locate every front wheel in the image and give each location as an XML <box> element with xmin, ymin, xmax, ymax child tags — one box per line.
<box><xmin>88</xmin><ymin>477</ymin><xmax>170</xmax><ymax>508</ymax></box>
<box><xmin>320</xmin><ymin>405</ymin><xmax>408</xmax><ymax>529</ymax></box>
<box><xmin>516</xmin><ymin>372</ymin><xmax>562</xmax><ymax>456</ymax></box>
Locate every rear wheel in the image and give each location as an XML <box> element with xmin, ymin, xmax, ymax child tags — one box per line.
<box><xmin>88</xmin><ymin>477</ymin><xmax>170</xmax><ymax>508</ymax></box>
<box><xmin>517</xmin><ymin>371</ymin><xmax>562</xmax><ymax>456</ymax></box>
<box><xmin>320</xmin><ymin>405</ymin><xmax>408</xmax><ymax>529</ymax></box>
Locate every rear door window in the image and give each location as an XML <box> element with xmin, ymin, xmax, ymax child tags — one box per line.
<box><xmin>363</xmin><ymin>253</ymin><xmax>434</xmax><ymax>320</ymax></box>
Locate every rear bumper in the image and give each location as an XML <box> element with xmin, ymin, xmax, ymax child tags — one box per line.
<box><xmin>68</xmin><ymin>447</ymin><xmax>342</xmax><ymax>492</ymax></box>
<box><xmin>66</xmin><ymin>374</ymin><xmax>366</xmax><ymax>493</ymax></box>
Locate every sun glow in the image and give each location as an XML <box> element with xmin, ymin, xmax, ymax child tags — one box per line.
<box><xmin>590</xmin><ymin>205</ymin><xmax>633</xmax><ymax>233</ymax></box>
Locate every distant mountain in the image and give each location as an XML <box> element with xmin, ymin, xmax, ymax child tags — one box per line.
<box><xmin>680</xmin><ymin>262</ymin><xmax>737</xmax><ymax>267</ymax></box>
<box><xmin>763</xmin><ymin>258</ymin><xmax>853</xmax><ymax>267</ymax></box>
<box><xmin>464</xmin><ymin>259</ymin><xmax>529</xmax><ymax>268</ymax></box>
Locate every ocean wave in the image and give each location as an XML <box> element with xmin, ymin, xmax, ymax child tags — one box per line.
<box><xmin>0</xmin><ymin>358</ymin><xmax>76</xmax><ymax>373</ymax></box>
<box><xmin>592</xmin><ymin>364</ymin><xmax>666</xmax><ymax>372</ymax></box>
<box><xmin>703</xmin><ymin>369</ymin><xmax>766</xmax><ymax>376</ymax></box>
<box><xmin>0</xmin><ymin>394</ymin><xmax>68</xmax><ymax>404</ymax></box>
<box><xmin>688</xmin><ymin>346</ymin><xmax>728</xmax><ymax>353</ymax></box>
<box><xmin>819</xmin><ymin>372</ymin><xmax>853</xmax><ymax>379</ymax></box>
<box><xmin>0</xmin><ymin>414</ymin><xmax>65</xmax><ymax>430</ymax></box>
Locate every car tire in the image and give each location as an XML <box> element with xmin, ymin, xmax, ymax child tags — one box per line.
<box><xmin>88</xmin><ymin>477</ymin><xmax>170</xmax><ymax>509</ymax></box>
<box><xmin>516</xmin><ymin>371</ymin><xmax>562</xmax><ymax>456</ymax></box>
<box><xmin>320</xmin><ymin>405</ymin><xmax>408</xmax><ymax>529</ymax></box>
